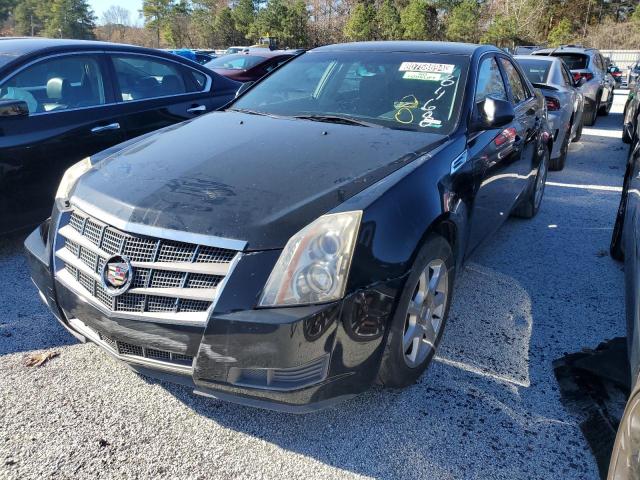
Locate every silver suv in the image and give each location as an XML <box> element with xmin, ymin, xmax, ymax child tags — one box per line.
<box><xmin>533</xmin><ymin>45</ymin><xmax>616</xmax><ymax>126</ymax></box>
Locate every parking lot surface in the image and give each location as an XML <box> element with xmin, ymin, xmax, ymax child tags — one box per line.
<box><xmin>0</xmin><ymin>92</ymin><xmax>630</xmax><ymax>479</ymax></box>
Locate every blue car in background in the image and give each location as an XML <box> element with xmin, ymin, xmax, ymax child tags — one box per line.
<box><xmin>168</xmin><ymin>49</ymin><xmax>216</xmax><ymax>65</ymax></box>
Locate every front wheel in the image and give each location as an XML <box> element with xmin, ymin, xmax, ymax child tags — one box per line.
<box><xmin>549</xmin><ymin>125</ymin><xmax>570</xmax><ymax>171</ymax></box>
<box><xmin>573</xmin><ymin>114</ymin><xmax>584</xmax><ymax>142</ymax></box>
<box><xmin>611</xmin><ymin>162</ymin><xmax>632</xmax><ymax>261</ymax></box>
<box><xmin>512</xmin><ymin>147</ymin><xmax>549</xmax><ymax>219</ymax></box>
<box><xmin>377</xmin><ymin>235</ymin><xmax>454</xmax><ymax>388</ymax></box>
<box><xmin>586</xmin><ymin>98</ymin><xmax>600</xmax><ymax>126</ymax></box>
<box><xmin>600</xmin><ymin>89</ymin><xmax>613</xmax><ymax>116</ymax></box>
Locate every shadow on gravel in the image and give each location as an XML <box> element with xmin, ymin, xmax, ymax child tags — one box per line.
<box><xmin>0</xmin><ymin>231</ymin><xmax>76</xmax><ymax>356</ymax></box>
<box><xmin>554</xmin><ymin>338</ymin><xmax>630</xmax><ymax>480</ymax></box>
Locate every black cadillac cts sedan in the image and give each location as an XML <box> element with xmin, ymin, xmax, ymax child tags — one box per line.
<box><xmin>25</xmin><ymin>42</ymin><xmax>552</xmax><ymax>412</ymax></box>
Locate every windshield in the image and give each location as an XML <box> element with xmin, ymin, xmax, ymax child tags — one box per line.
<box><xmin>206</xmin><ymin>54</ymin><xmax>265</xmax><ymax>70</ymax></box>
<box><xmin>518</xmin><ymin>59</ymin><xmax>552</xmax><ymax>84</ymax></box>
<box><xmin>551</xmin><ymin>53</ymin><xmax>589</xmax><ymax>70</ymax></box>
<box><xmin>231</xmin><ymin>51</ymin><xmax>469</xmax><ymax>134</ymax></box>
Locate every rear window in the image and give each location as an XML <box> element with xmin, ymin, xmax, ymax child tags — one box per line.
<box><xmin>517</xmin><ymin>59</ymin><xmax>552</xmax><ymax>84</ymax></box>
<box><xmin>551</xmin><ymin>54</ymin><xmax>589</xmax><ymax>70</ymax></box>
<box><xmin>205</xmin><ymin>55</ymin><xmax>265</xmax><ymax>70</ymax></box>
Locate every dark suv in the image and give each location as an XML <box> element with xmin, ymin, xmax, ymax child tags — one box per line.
<box><xmin>533</xmin><ymin>45</ymin><xmax>616</xmax><ymax>126</ymax></box>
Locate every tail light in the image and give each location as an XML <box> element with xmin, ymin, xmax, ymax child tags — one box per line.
<box><xmin>572</xmin><ymin>71</ymin><xmax>594</xmax><ymax>82</ymax></box>
<box><xmin>545</xmin><ymin>97</ymin><xmax>561</xmax><ymax>111</ymax></box>
<box><xmin>494</xmin><ymin>127</ymin><xmax>517</xmax><ymax>146</ymax></box>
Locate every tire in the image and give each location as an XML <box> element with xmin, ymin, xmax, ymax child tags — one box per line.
<box><xmin>573</xmin><ymin>114</ymin><xmax>583</xmax><ymax>142</ymax></box>
<box><xmin>600</xmin><ymin>89</ymin><xmax>613</xmax><ymax>116</ymax></box>
<box><xmin>512</xmin><ymin>146</ymin><xmax>549</xmax><ymax>219</ymax></box>
<box><xmin>623</xmin><ymin>125</ymin><xmax>632</xmax><ymax>144</ymax></box>
<box><xmin>611</xmin><ymin>162</ymin><xmax>632</xmax><ymax>261</ymax></box>
<box><xmin>585</xmin><ymin>98</ymin><xmax>600</xmax><ymax>126</ymax></box>
<box><xmin>376</xmin><ymin>235</ymin><xmax>454</xmax><ymax>389</ymax></box>
<box><xmin>549</xmin><ymin>125</ymin><xmax>570</xmax><ymax>171</ymax></box>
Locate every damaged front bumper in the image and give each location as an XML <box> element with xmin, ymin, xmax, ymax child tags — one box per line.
<box><xmin>25</xmin><ymin>219</ymin><xmax>403</xmax><ymax>413</ymax></box>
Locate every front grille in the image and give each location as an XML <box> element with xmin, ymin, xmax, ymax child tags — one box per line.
<box><xmin>98</xmin><ymin>332</ymin><xmax>193</xmax><ymax>366</ymax></box>
<box><xmin>56</xmin><ymin>209</ymin><xmax>238</xmax><ymax>319</ymax></box>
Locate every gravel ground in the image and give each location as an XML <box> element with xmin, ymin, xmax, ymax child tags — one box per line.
<box><xmin>0</xmin><ymin>92</ymin><xmax>630</xmax><ymax>480</ymax></box>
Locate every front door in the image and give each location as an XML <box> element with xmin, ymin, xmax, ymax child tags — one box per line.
<box><xmin>466</xmin><ymin>55</ymin><xmax>526</xmax><ymax>254</ymax></box>
<box><xmin>0</xmin><ymin>53</ymin><xmax>125</xmax><ymax>233</ymax></box>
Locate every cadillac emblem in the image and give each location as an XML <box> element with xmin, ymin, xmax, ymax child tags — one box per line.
<box><xmin>101</xmin><ymin>255</ymin><xmax>133</xmax><ymax>296</ymax></box>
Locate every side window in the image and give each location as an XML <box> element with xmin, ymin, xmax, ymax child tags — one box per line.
<box><xmin>499</xmin><ymin>58</ymin><xmax>528</xmax><ymax>104</ymax></box>
<box><xmin>593</xmin><ymin>54</ymin><xmax>603</xmax><ymax>72</ymax></box>
<box><xmin>561</xmin><ymin>65</ymin><xmax>573</xmax><ymax>86</ymax></box>
<box><xmin>112</xmin><ymin>55</ymin><xmax>190</xmax><ymax>101</ymax></box>
<box><xmin>265</xmin><ymin>57</ymin><xmax>291</xmax><ymax>74</ymax></box>
<box><xmin>475</xmin><ymin>57</ymin><xmax>508</xmax><ymax>103</ymax></box>
<box><xmin>188</xmin><ymin>70</ymin><xmax>207</xmax><ymax>91</ymax></box>
<box><xmin>0</xmin><ymin>55</ymin><xmax>106</xmax><ymax>114</ymax></box>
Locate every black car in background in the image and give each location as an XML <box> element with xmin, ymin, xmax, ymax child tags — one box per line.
<box><xmin>623</xmin><ymin>82</ymin><xmax>640</xmax><ymax>144</ymax></box>
<box><xmin>26</xmin><ymin>41</ymin><xmax>552</xmax><ymax>412</ymax></box>
<box><xmin>0</xmin><ymin>38</ymin><xmax>240</xmax><ymax>235</ymax></box>
<box><xmin>609</xmin><ymin>119</ymin><xmax>640</xmax><ymax>479</ymax></box>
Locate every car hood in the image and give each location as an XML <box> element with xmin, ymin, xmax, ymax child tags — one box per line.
<box><xmin>73</xmin><ymin>111</ymin><xmax>446</xmax><ymax>251</ymax></box>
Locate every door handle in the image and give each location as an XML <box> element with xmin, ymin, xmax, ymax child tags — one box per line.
<box><xmin>187</xmin><ymin>105</ymin><xmax>207</xmax><ymax>114</ymax></box>
<box><xmin>91</xmin><ymin>123</ymin><xmax>120</xmax><ymax>133</ymax></box>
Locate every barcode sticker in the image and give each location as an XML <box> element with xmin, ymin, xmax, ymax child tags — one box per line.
<box><xmin>399</xmin><ymin>62</ymin><xmax>455</xmax><ymax>74</ymax></box>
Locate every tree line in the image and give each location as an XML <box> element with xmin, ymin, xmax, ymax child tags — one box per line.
<box><xmin>1</xmin><ymin>0</ymin><xmax>639</xmax><ymax>50</ymax></box>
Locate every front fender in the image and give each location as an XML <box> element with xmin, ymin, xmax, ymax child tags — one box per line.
<box><xmin>339</xmin><ymin>138</ymin><xmax>470</xmax><ymax>292</ymax></box>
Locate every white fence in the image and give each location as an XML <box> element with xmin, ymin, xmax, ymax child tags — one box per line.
<box><xmin>600</xmin><ymin>50</ymin><xmax>640</xmax><ymax>71</ymax></box>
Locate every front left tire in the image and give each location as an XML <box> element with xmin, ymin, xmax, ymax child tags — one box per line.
<box><xmin>376</xmin><ymin>234</ymin><xmax>454</xmax><ymax>389</ymax></box>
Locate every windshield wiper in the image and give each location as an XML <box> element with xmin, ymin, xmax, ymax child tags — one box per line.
<box><xmin>227</xmin><ymin>107</ymin><xmax>273</xmax><ymax>117</ymax></box>
<box><xmin>293</xmin><ymin>114</ymin><xmax>383</xmax><ymax>128</ymax></box>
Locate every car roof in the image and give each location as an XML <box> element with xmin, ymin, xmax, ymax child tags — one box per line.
<box><xmin>533</xmin><ymin>46</ymin><xmax>595</xmax><ymax>55</ymax></box>
<box><xmin>515</xmin><ymin>54</ymin><xmax>558</xmax><ymax>63</ymax></box>
<box><xmin>0</xmin><ymin>37</ymin><xmax>217</xmax><ymax>76</ymax></box>
<box><xmin>0</xmin><ymin>37</ymin><xmax>133</xmax><ymax>55</ymax></box>
<box><xmin>311</xmin><ymin>41</ymin><xmax>498</xmax><ymax>56</ymax></box>
<box><xmin>242</xmin><ymin>48</ymin><xmax>296</xmax><ymax>58</ymax></box>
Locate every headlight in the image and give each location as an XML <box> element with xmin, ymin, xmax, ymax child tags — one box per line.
<box><xmin>55</xmin><ymin>157</ymin><xmax>92</xmax><ymax>209</ymax></box>
<box><xmin>259</xmin><ymin>211</ymin><xmax>362</xmax><ymax>307</ymax></box>
<box><xmin>609</xmin><ymin>392</ymin><xmax>640</xmax><ymax>479</ymax></box>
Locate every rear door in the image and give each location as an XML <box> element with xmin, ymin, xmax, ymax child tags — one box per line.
<box><xmin>0</xmin><ymin>52</ymin><xmax>125</xmax><ymax>232</ymax></box>
<box><xmin>498</xmin><ymin>56</ymin><xmax>539</xmax><ymax>197</ymax></box>
<box><xmin>106</xmin><ymin>53</ymin><xmax>229</xmax><ymax>140</ymax></box>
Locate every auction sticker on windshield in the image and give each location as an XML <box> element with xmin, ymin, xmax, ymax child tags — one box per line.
<box><xmin>403</xmin><ymin>72</ymin><xmax>446</xmax><ymax>81</ymax></box>
<box><xmin>399</xmin><ymin>62</ymin><xmax>455</xmax><ymax>74</ymax></box>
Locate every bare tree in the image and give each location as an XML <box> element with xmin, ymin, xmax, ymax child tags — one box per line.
<box><xmin>101</xmin><ymin>5</ymin><xmax>131</xmax><ymax>41</ymax></box>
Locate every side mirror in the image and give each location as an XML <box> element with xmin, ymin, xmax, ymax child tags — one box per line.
<box><xmin>0</xmin><ymin>99</ymin><xmax>29</xmax><ymax>117</ymax></box>
<box><xmin>471</xmin><ymin>97</ymin><xmax>515</xmax><ymax>132</ymax></box>
<box><xmin>235</xmin><ymin>81</ymin><xmax>255</xmax><ymax>97</ymax></box>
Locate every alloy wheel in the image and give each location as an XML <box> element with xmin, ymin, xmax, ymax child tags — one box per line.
<box><xmin>402</xmin><ymin>259</ymin><xmax>449</xmax><ymax>368</ymax></box>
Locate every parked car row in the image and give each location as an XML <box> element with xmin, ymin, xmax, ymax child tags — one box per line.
<box><xmin>16</xmin><ymin>39</ymin><xmax>558</xmax><ymax>413</ymax></box>
<box><xmin>0</xmin><ymin>36</ymin><xmax>621</xmax><ymax>417</ymax></box>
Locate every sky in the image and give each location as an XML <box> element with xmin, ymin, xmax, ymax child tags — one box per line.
<box><xmin>89</xmin><ymin>0</ymin><xmax>144</xmax><ymax>25</ymax></box>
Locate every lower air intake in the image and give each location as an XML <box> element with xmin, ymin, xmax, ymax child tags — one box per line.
<box><xmin>227</xmin><ymin>355</ymin><xmax>330</xmax><ymax>391</ymax></box>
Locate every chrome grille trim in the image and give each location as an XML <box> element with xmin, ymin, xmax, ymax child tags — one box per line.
<box><xmin>54</xmin><ymin>208</ymin><xmax>241</xmax><ymax>325</ymax></box>
<box><xmin>71</xmin><ymin>196</ymin><xmax>247</xmax><ymax>251</ymax></box>
<box><xmin>67</xmin><ymin>318</ymin><xmax>193</xmax><ymax>375</ymax></box>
